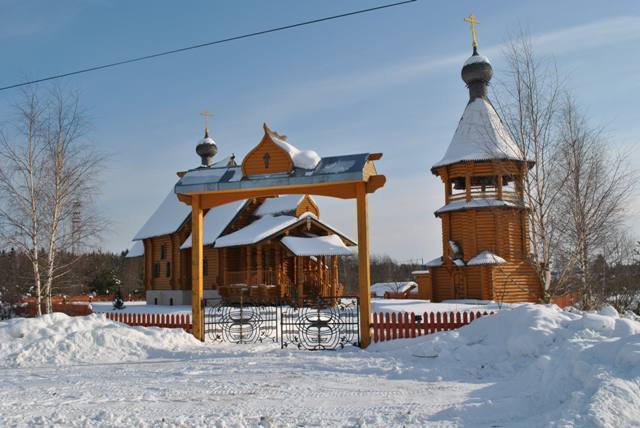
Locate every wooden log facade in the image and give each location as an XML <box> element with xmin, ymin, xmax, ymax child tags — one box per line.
<box><xmin>138</xmin><ymin>194</ymin><xmax>347</xmax><ymax>305</ymax></box>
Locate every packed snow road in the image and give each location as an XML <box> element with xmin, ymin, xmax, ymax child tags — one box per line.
<box><xmin>0</xmin><ymin>349</ymin><xmax>484</xmax><ymax>427</ymax></box>
<box><xmin>0</xmin><ymin>305</ymin><xmax>639</xmax><ymax>427</ymax></box>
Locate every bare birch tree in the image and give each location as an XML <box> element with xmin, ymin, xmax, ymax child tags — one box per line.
<box><xmin>554</xmin><ymin>97</ymin><xmax>634</xmax><ymax>308</ymax></box>
<box><xmin>493</xmin><ymin>32</ymin><xmax>567</xmax><ymax>301</ymax></box>
<box><xmin>0</xmin><ymin>87</ymin><xmax>106</xmax><ymax>314</ymax></box>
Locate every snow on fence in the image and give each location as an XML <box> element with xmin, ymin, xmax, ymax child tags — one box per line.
<box><xmin>371</xmin><ymin>310</ymin><xmax>494</xmax><ymax>343</ymax></box>
<box><xmin>105</xmin><ymin>312</ymin><xmax>192</xmax><ymax>332</ymax></box>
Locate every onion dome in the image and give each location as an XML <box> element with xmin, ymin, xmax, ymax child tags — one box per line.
<box><xmin>461</xmin><ymin>48</ymin><xmax>493</xmax><ymax>101</ymax></box>
<box><xmin>196</xmin><ymin>128</ymin><xmax>217</xmax><ymax>167</ymax></box>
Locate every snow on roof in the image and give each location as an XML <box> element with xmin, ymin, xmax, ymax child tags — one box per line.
<box><xmin>180</xmin><ymin>200</ymin><xmax>247</xmax><ymax>249</ymax></box>
<box><xmin>463</xmin><ymin>54</ymin><xmax>491</xmax><ymax>66</ymax></box>
<box><xmin>270</xmin><ymin>134</ymin><xmax>321</xmax><ymax>170</ymax></box>
<box><xmin>126</xmin><ymin>241</ymin><xmax>144</xmax><ymax>258</ymax></box>
<box><xmin>435</xmin><ymin>198</ymin><xmax>523</xmax><ymax>215</ymax></box>
<box><xmin>215</xmin><ymin>214</ymin><xmax>306</xmax><ymax>248</ymax></box>
<box><xmin>281</xmin><ymin>234</ymin><xmax>354</xmax><ymax>257</ymax></box>
<box><xmin>467</xmin><ymin>250</ymin><xmax>507</xmax><ymax>266</ymax></box>
<box><xmin>412</xmin><ymin>270</ymin><xmax>430</xmax><ymax>275</ymax></box>
<box><xmin>432</xmin><ymin>98</ymin><xmax>524</xmax><ymax>169</ymax></box>
<box><xmin>370</xmin><ymin>282</ymin><xmax>417</xmax><ymax>297</ymax></box>
<box><xmin>177</xmin><ymin>166</ymin><xmax>242</xmax><ymax>186</ymax></box>
<box><xmin>425</xmin><ymin>256</ymin><xmax>444</xmax><ymax>267</ymax></box>
<box><xmin>255</xmin><ymin>195</ymin><xmax>306</xmax><ymax>217</ymax></box>
<box><xmin>133</xmin><ymin>191</ymin><xmax>191</xmax><ymax>241</ymax></box>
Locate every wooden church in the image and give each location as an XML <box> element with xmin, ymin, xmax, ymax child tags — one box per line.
<box><xmin>128</xmin><ymin>124</ymin><xmax>356</xmax><ymax>305</ymax></box>
<box><xmin>413</xmin><ymin>20</ymin><xmax>543</xmax><ymax>303</ymax></box>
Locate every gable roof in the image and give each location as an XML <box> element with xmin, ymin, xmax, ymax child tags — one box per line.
<box><xmin>214</xmin><ymin>212</ymin><xmax>355</xmax><ymax>248</ymax></box>
<box><xmin>280</xmin><ymin>234</ymin><xmax>354</xmax><ymax>256</ymax></box>
<box><xmin>214</xmin><ymin>214</ymin><xmax>303</xmax><ymax>248</ymax></box>
<box><xmin>432</xmin><ymin>98</ymin><xmax>523</xmax><ymax>170</ymax></box>
<box><xmin>254</xmin><ymin>194</ymin><xmax>306</xmax><ymax>217</ymax></box>
<box><xmin>180</xmin><ymin>199</ymin><xmax>247</xmax><ymax>249</ymax></box>
<box><xmin>133</xmin><ymin>190</ymin><xmax>191</xmax><ymax>241</ymax></box>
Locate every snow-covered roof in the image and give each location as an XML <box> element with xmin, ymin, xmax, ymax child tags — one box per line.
<box><xmin>176</xmin><ymin>153</ymin><xmax>374</xmax><ymax>195</ymax></box>
<box><xmin>180</xmin><ymin>200</ymin><xmax>247</xmax><ymax>249</ymax></box>
<box><xmin>432</xmin><ymin>98</ymin><xmax>524</xmax><ymax>169</ymax></box>
<box><xmin>133</xmin><ymin>191</ymin><xmax>191</xmax><ymax>241</ymax></box>
<box><xmin>467</xmin><ymin>250</ymin><xmax>507</xmax><ymax>266</ymax></box>
<box><xmin>281</xmin><ymin>234</ymin><xmax>354</xmax><ymax>257</ymax></box>
<box><xmin>425</xmin><ymin>256</ymin><xmax>444</xmax><ymax>267</ymax></box>
<box><xmin>270</xmin><ymin>134</ymin><xmax>321</xmax><ymax>170</ymax></box>
<box><xmin>215</xmin><ymin>214</ymin><xmax>305</xmax><ymax>248</ymax></box>
<box><xmin>126</xmin><ymin>241</ymin><xmax>144</xmax><ymax>258</ymax></box>
<box><xmin>411</xmin><ymin>270</ymin><xmax>430</xmax><ymax>275</ymax></box>
<box><xmin>255</xmin><ymin>195</ymin><xmax>306</xmax><ymax>217</ymax></box>
<box><xmin>435</xmin><ymin>198</ymin><xmax>523</xmax><ymax>215</ymax></box>
<box><xmin>370</xmin><ymin>282</ymin><xmax>417</xmax><ymax>297</ymax></box>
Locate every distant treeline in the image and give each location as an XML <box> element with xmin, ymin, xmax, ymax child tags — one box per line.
<box><xmin>0</xmin><ymin>249</ymin><xmax>143</xmax><ymax>305</ymax></box>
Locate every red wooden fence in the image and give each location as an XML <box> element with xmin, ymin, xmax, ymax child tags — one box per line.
<box><xmin>104</xmin><ymin>312</ymin><xmax>192</xmax><ymax>332</ymax></box>
<box><xmin>371</xmin><ymin>310</ymin><xmax>494</xmax><ymax>343</ymax></box>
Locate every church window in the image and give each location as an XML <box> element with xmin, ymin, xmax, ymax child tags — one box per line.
<box><xmin>153</xmin><ymin>263</ymin><xmax>160</xmax><ymax>278</ymax></box>
<box><xmin>160</xmin><ymin>245</ymin><xmax>166</xmax><ymax>260</ymax></box>
<box><xmin>166</xmin><ymin>262</ymin><xmax>171</xmax><ymax>278</ymax></box>
<box><xmin>203</xmin><ymin>258</ymin><xmax>208</xmax><ymax>276</ymax></box>
<box><xmin>263</xmin><ymin>152</ymin><xmax>271</xmax><ymax>169</ymax></box>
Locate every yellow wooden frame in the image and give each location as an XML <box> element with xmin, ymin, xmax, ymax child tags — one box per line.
<box><xmin>177</xmin><ymin>174</ymin><xmax>386</xmax><ymax>348</ymax></box>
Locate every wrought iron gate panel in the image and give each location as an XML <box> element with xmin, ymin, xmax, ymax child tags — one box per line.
<box><xmin>280</xmin><ymin>296</ymin><xmax>360</xmax><ymax>350</ymax></box>
<box><xmin>204</xmin><ymin>299</ymin><xmax>278</xmax><ymax>344</ymax></box>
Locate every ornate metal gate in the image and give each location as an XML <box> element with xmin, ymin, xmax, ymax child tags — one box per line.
<box><xmin>203</xmin><ymin>296</ymin><xmax>360</xmax><ymax>350</ymax></box>
<box><xmin>204</xmin><ymin>298</ymin><xmax>278</xmax><ymax>344</ymax></box>
<box><xmin>281</xmin><ymin>296</ymin><xmax>360</xmax><ymax>350</ymax></box>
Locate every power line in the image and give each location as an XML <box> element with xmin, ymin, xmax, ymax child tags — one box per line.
<box><xmin>0</xmin><ymin>0</ymin><xmax>417</xmax><ymax>92</ymax></box>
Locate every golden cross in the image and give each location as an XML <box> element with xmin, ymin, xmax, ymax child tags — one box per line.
<box><xmin>200</xmin><ymin>110</ymin><xmax>212</xmax><ymax>132</ymax></box>
<box><xmin>463</xmin><ymin>14</ymin><xmax>480</xmax><ymax>49</ymax></box>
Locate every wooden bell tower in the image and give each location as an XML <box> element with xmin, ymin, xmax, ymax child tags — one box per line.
<box><xmin>414</xmin><ymin>16</ymin><xmax>542</xmax><ymax>303</ymax></box>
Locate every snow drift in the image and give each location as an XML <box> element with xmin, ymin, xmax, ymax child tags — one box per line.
<box><xmin>0</xmin><ymin>313</ymin><xmax>202</xmax><ymax>368</ymax></box>
<box><xmin>373</xmin><ymin>304</ymin><xmax>640</xmax><ymax>427</ymax></box>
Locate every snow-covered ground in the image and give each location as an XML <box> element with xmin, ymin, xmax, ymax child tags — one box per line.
<box><xmin>1</xmin><ymin>305</ymin><xmax>638</xmax><ymax>427</ymax></box>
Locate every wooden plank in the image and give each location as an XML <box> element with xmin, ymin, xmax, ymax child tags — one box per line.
<box><xmin>191</xmin><ymin>195</ymin><xmax>204</xmax><ymax>341</ymax></box>
<box><xmin>356</xmin><ymin>182</ymin><xmax>372</xmax><ymax>348</ymax></box>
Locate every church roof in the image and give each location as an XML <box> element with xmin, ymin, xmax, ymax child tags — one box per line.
<box><xmin>214</xmin><ymin>212</ymin><xmax>355</xmax><ymax>248</ymax></box>
<box><xmin>432</xmin><ymin>97</ymin><xmax>522</xmax><ymax>169</ymax></box>
<box><xmin>281</xmin><ymin>234</ymin><xmax>354</xmax><ymax>257</ymax></box>
<box><xmin>126</xmin><ymin>240</ymin><xmax>144</xmax><ymax>258</ymax></box>
<box><xmin>180</xmin><ymin>199</ymin><xmax>247</xmax><ymax>249</ymax></box>
<box><xmin>133</xmin><ymin>190</ymin><xmax>191</xmax><ymax>241</ymax></box>
<box><xmin>254</xmin><ymin>195</ymin><xmax>308</xmax><ymax>217</ymax></box>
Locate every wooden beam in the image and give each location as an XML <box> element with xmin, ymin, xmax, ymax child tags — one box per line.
<box><xmin>356</xmin><ymin>182</ymin><xmax>372</xmax><ymax>348</ymax></box>
<box><xmin>179</xmin><ymin>177</ymin><xmax>387</xmax><ymax>210</ymax></box>
<box><xmin>191</xmin><ymin>195</ymin><xmax>204</xmax><ymax>341</ymax></box>
<box><xmin>256</xmin><ymin>246</ymin><xmax>263</xmax><ymax>285</ymax></box>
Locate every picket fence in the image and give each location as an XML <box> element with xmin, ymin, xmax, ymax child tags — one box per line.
<box><xmin>371</xmin><ymin>310</ymin><xmax>494</xmax><ymax>343</ymax></box>
<box><xmin>105</xmin><ymin>312</ymin><xmax>192</xmax><ymax>332</ymax></box>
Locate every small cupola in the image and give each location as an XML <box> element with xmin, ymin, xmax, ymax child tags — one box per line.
<box><xmin>195</xmin><ymin>110</ymin><xmax>218</xmax><ymax>167</ymax></box>
<box><xmin>461</xmin><ymin>15</ymin><xmax>492</xmax><ymax>101</ymax></box>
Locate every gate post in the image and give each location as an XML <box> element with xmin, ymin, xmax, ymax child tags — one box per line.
<box><xmin>191</xmin><ymin>195</ymin><xmax>205</xmax><ymax>341</ymax></box>
<box><xmin>356</xmin><ymin>182</ymin><xmax>371</xmax><ymax>348</ymax></box>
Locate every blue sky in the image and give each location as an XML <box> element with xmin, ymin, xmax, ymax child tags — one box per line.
<box><xmin>1</xmin><ymin>1</ymin><xmax>639</xmax><ymax>262</ymax></box>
